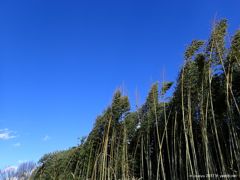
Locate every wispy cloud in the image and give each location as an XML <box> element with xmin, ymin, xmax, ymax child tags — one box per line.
<box><xmin>1</xmin><ymin>166</ymin><xmax>17</xmax><ymax>173</ymax></box>
<box><xmin>13</xmin><ymin>142</ymin><xmax>21</xmax><ymax>147</ymax></box>
<box><xmin>0</xmin><ymin>129</ymin><xmax>16</xmax><ymax>140</ymax></box>
<box><xmin>18</xmin><ymin>160</ymin><xmax>27</xmax><ymax>164</ymax></box>
<box><xmin>43</xmin><ymin>135</ymin><xmax>50</xmax><ymax>141</ymax></box>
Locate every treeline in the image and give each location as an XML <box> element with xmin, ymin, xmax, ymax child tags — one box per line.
<box><xmin>31</xmin><ymin>19</ymin><xmax>240</xmax><ymax>179</ymax></box>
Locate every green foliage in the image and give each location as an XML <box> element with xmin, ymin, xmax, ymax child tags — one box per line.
<box><xmin>111</xmin><ymin>90</ymin><xmax>130</xmax><ymax>123</ymax></box>
<box><xmin>161</xmin><ymin>81</ymin><xmax>173</xmax><ymax>96</ymax></box>
<box><xmin>184</xmin><ymin>40</ymin><xmax>205</xmax><ymax>61</ymax></box>
<box><xmin>31</xmin><ymin>19</ymin><xmax>240</xmax><ymax>180</ymax></box>
<box><xmin>207</xmin><ymin>19</ymin><xmax>228</xmax><ymax>58</ymax></box>
<box><xmin>228</xmin><ymin>30</ymin><xmax>240</xmax><ymax>64</ymax></box>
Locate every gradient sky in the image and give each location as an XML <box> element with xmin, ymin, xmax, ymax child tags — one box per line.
<box><xmin>0</xmin><ymin>0</ymin><xmax>240</xmax><ymax>168</ymax></box>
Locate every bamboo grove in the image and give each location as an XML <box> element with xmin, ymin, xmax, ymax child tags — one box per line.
<box><xmin>30</xmin><ymin>19</ymin><xmax>240</xmax><ymax>179</ymax></box>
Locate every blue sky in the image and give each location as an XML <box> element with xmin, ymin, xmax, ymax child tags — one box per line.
<box><xmin>0</xmin><ymin>0</ymin><xmax>239</xmax><ymax>168</ymax></box>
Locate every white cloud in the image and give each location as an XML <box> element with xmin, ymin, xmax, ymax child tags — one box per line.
<box><xmin>43</xmin><ymin>135</ymin><xmax>50</xmax><ymax>141</ymax></box>
<box><xmin>0</xmin><ymin>129</ymin><xmax>16</xmax><ymax>140</ymax></box>
<box><xmin>1</xmin><ymin>165</ymin><xmax>17</xmax><ymax>173</ymax></box>
<box><xmin>13</xmin><ymin>143</ymin><xmax>21</xmax><ymax>147</ymax></box>
<box><xmin>18</xmin><ymin>160</ymin><xmax>27</xmax><ymax>164</ymax></box>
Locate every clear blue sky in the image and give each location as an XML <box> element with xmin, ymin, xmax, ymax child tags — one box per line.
<box><xmin>0</xmin><ymin>0</ymin><xmax>239</xmax><ymax>168</ymax></box>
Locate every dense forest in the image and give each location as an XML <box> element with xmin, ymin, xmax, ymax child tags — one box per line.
<box><xmin>30</xmin><ymin>19</ymin><xmax>240</xmax><ymax>179</ymax></box>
